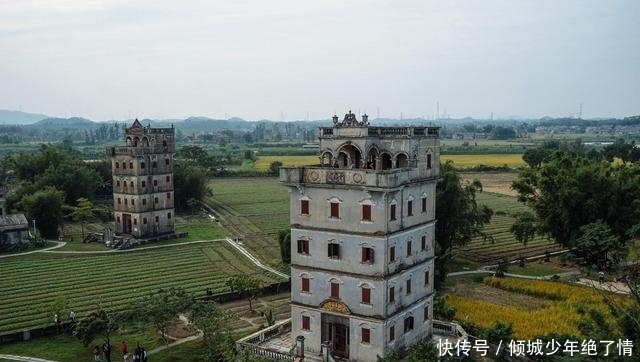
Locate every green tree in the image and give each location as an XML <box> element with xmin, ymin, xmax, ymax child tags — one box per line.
<box><xmin>189</xmin><ymin>302</ymin><xmax>235</xmax><ymax>362</ymax></box>
<box><xmin>17</xmin><ymin>187</ymin><xmax>65</xmax><ymax>238</ymax></box>
<box><xmin>512</xmin><ymin>151</ymin><xmax>640</xmax><ymax>265</ymax></box>
<box><xmin>71</xmin><ymin>197</ymin><xmax>96</xmax><ymax>240</ymax></box>
<box><xmin>131</xmin><ymin>287</ymin><xmax>194</xmax><ymax>344</ymax></box>
<box><xmin>269</xmin><ymin>161</ymin><xmax>283</xmax><ymax>176</ymax></box>
<box><xmin>73</xmin><ymin>305</ymin><xmax>118</xmax><ymax>347</ymax></box>
<box><xmin>435</xmin><ymin>161</ymin><xmax>492</xmax><ymax>287</ymax></box>
<box><xmin>510</xmin><ymin>211</ymin><xmax>538</xmax><ymax>247</ymax></box>
<box><xmin>226</xmin><ymin>274</ymin><xmax>262</xmax><ymax>311</ymax></box>
<box><xmin>572</xmin><ymin>221</ymin><xmax>622</xmax><ymax>267</ymax></box>
<box><xmin>522</xmin><ymin>147</ymin><xmax>549</xmax><ymax>169</ymax></box>
<box><xmin>277</xmin><ymin>229</ymin><xmax>291</xmax><ymax>264</ymax></box>
<box><xmin>173</xmin><ymin>161</ymin><xmax>210</xmax><ymax>212</ymax></box>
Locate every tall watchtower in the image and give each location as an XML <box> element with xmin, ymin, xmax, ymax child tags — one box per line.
<box><xmin>280</xmin><ymin>111</ymin><xmax>440</xmax><ymax>361</ymax></box>
<box><xmin>107</xmin><ymin>119</ymin><xmax>175</xmax><ymax>238</ymax></box>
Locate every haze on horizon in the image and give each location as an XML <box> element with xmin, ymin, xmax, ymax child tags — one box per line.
<box><xmin>0</xmin><ymin>0</ymin><xmax>638</xmax><ymax>122</ymax></box>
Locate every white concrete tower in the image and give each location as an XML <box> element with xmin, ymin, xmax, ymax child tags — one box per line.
<box><xmin>280</xmin><ymin>111</ymin><xmax>440</xmax><ymax>361</ymax></box>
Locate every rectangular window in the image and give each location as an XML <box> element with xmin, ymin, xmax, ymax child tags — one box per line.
<box><xmin>130</xmin><ymin>181</ymin><xmax>134</xmax><ymax>188</ymax></box>
<box><xmin>129</xmin><ymin>162</ymin><xmax>133</xmax><ymax>169</ymax></box>
<box><xmin>131</xmin><ymin>199</ymin><xmax>135</xmax><ymax>206</ymax></box>
<box><xmin>302</xmin><ymin>316</ymin><xmax>310</xmax><ymax>331</ymax></box>
<box><xmin>142</xmin><ymin>199</ymin><xmax>147</xmax><ymax>205</ymax></box>
<box><xmin>155</xmin><ymin>197</ymin><xmax>159</xmax><ymax>204</ymax></box>
<box><xmin>301</xmin><ymin>277</ymin><xmax>310</xmax><ymax>292</ymax></box>
<box><xmin>407</xmin><ymin>241</ymin><xmax>412</xmax><ymax>256</ymax></box>
<box><xmin>116</xmin><ymin>180</ymin><xmax>120</xmax><ymax>187</ymax></box>
<box><xmin>407</xmin><ymin>200</ymin><xmax>413</xmax><ymax>216</ymax></box>
<box><xmin>330</xmin><ymin>202</ymin><xmax>339</xmax><ymax>218</ymax></box>
<box><xmin>404</xmin><ymin>317</ymin><xmax>414</xmax><ymax>333</ymax></box>
<box><xmin>166</xmin><ymin>175</ymin><xmax>170</xmax><ymax>182</ymax></box>
<box><xmin>297</xmin><ymin>239</ymin><xmax>309</xmax><ymax>255</ymax></box>
<box><xmin>422</xmin><ymin>197</ymin><xmax>427</xmax><ymax>212</ymax></box>
<box><xmin>141</xmin><ymin>162</ymin><xmax>145</xmax><ymax>169</ymax></box>
<box><xmin>143</xmin><ymin>217</ymin><xmax>147</xmax><ymax>224</ymax></box>
<box><xmin>361</xmin><ymin>247</ymin><xmax>374</xmax><ymax>264</ymax></box>
<box><xmin>425</xmin><ymin>271</ymin><xmax>430</xmax><ymax>286</ymax></box>
<box><xmin>406</xmin><ymin>279</ymin><xmax>412</xmax><ymax>295</ymax></box>
<box><xmin>167</xmin><ymin>212</ymin><xmax>172</xmax><ymax>219</ymax></box>
<box><xmin>389</xmin><ymin>246</ymin><xmax>395</xmax><ymax>262</ymax></box>
<box><xmin>154</xmin><ymin>179</ymin><xmax>158</xmax><ymax>186</ymax></box>
<box><xmin>389</xmin><ymin>287</ymin><xmax>395</xmax><ymax>303</ymax></box>
<box><xmin>133</xmin><ymin>218</ymin><xmax>137</xmax><ymax>225</ymax></box>
<box><xmin>361</xmin><ymin>328</ymin><xmax>370</xmax><ymax>344</ymax></box>
<box><xmin>167</xmin><ymin>192</ymin><xmax>171</xmax><ymax>199</ymax></box>
<box><xmin>165</xmin><ymin>158</ymin><xmax>170</xmax><ymax>165</ymax></box>
<box><xmin>427</xmin><ymin>154</ymin><xmax>432</xmax><ymax>169</ymax></box>
<box><xmin>389</xmin><ymin>326</ymin><xmax>395</xmax><ymax>342</ymax></box>
<box><xmin>117</xmin><ymin>198</ymin><xmax>121</xmax><ymax>204</ymax></box>
<box><xmin>124</xmin><ymin>199</ymin><xmax>128</xmax><ymax>205</ymax></box>
<box><xmin>361</xmin><ymin>287</ymin><xmax>371</xmax><ymax>304</ymax></box>
<box><xmin>155</xmin><ymin>216</ymin><xmax>159</xmax><ymax>223</ymax></box>
<box><xmin>142</xmin><ymin>181</ymin><xmax>146</xmax><ymax>187</ymax></box>
<box><xmin>362</xmin><ymin>204</ymin><xmax>371</xmax><ymax>221</ymax></box>
<box><xmin>301</xmin><ymin>200</ymin><xmax>309</xmax><ymax>215</ymax></box>
<box><xmin>421</xmin><ymin>235</ymin><xmax>426</xmax><ymax>251</ymax></box>
<box><xmin>331</xmin><ymin>282</ymin><xmax>340</xmax><ymax>299</ymax></box>
<box><xmin>123</xmin><ymin>162</ymin><xmax>126</xmax><ymax>169</ymax></box>
<box><xmin>424</xmin><ymin>306</ymin><xmax>429</xmax><ymax>322</ymax></box>
<box><xmin>328</xmin><ymin>243</ymin><xmax>340</xmax><ymax>259</ymax></box>
<box><xmin>116</xmin><ymin>216</ymin><xmax>120</xmax><ymax>222</ymax></box>
<box><xmin>390</xmin><ymin>204</ymin><xmax>396</xmax><ymax>221</ymax></box>
<box><xmin>115</xmin><ymin>162</ymin><xmax>119</xmax><ymax>169</ymax></box>
<box><xmin>152</xmin><ymin>161</ymin><xmax>157</xmax><ymax>168</ymax></box>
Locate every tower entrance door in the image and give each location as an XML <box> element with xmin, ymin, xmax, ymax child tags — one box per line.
<box><xmin>321</xmin><ymin>313</ymin><xmax>349</xmax><ymax>358</ymax></box>
<box><xmin>122</xmin><ymin>214</ymin><xmax>132</xmax><ymax>234</ymax></box>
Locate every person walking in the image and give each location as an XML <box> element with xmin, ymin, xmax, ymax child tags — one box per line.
<box><xmin>102</xmin><ymin>338</ymin><xmax>112</xmax><ymax>362</ymax></box>
<box><xmin>120</xmin><ymin>341</ymin><xmax>128</xmax><ymax>356</ymax></box>
<box><xmin>93</xmin><ymin>345</ymin><xmax>102</xmax><ymax>361</ymax></box>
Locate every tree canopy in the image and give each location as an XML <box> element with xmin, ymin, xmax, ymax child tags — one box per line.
<box><xmin>435</xmin><ymin>161</ymin><xmax>493</xmax><ymax>287</ymax></box>
<box><xmin>512</xmin><ymin>150</ymin><xmax>640</xmax><ymax>266</ymax></box>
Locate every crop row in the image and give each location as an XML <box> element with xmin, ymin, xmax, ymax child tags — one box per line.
<box><xmin>0</xmin><ymin>243</ymin><xmax>284</xmax><ymax>335</ymax></box>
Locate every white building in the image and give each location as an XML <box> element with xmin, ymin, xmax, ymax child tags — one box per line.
<box><xmin>279</xmin><ymin>111</ymin><xmax>440</xmax><ymax>361</ymax></box>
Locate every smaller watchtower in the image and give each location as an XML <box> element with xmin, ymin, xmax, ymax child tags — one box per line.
<box><xmin>107</xmin><ymin>119</ymin><xmax>175</xmax><ymax>238</ymax></box>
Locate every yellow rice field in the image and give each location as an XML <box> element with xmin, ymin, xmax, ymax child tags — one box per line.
<box><xmin>448</xmin><ymin>277</ymin><xmax>619</xmax><ymax>339</ymax></box>
<box><xmin>254</xmin><ymin>154</ymin><xmax>525</xmax><ymax>171</ymax></box>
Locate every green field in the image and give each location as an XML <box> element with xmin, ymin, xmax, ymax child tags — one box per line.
<box><xmin>206</xmin><ymin>177</ymin><xmax>290</xmax><ymax>268</ymax></box>
<box><xmin>0</xmin><ymin>240</ymin><xmax>285</xmax><ymax>335</ymax></box>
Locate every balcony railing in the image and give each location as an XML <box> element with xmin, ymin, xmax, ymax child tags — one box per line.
<box><xmin>235</xmin><ymin>319</ymin><xmax>293</xmax><ymax>361</ymax></box>
<box><xmin>280</xmin><ymin>166</ymin><xmax>438</xmax><ymax>189</ymax></box>
<box><xmin>319</xmin><ymin>126</ymin><xmax>439</xmax><ymax>138</ymax></box>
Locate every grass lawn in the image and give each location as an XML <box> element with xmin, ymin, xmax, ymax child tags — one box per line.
<box><xmin>505</xmin><ymin>259</ymin><xmax>578</xmax><ymax>277</ymax></box>
<box><xmin>0</xmin><ymin>322</ymin><xmax>160</xmax><ymax>362</ymax></box>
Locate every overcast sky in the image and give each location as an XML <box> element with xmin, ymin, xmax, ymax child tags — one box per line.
<box><xmin>0</xmin><ymin>0</ymin><xmax>638</xmax><ymax>121</ymax></box>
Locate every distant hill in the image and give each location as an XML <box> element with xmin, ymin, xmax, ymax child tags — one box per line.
<box><xmin>28</xmin><ymin>117</ymin><xmax>96</xmax><ymax>129</ymax></box>
<box><xmin>0</xmin><ymin>110</ymin><xmax>49</xmax><ymax>124</ymax></box>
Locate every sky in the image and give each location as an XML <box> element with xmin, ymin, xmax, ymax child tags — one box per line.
<box><xmin>0</xmin><ymin>0</ymin><xmax>638</xmax><ymax>121</ymax></box>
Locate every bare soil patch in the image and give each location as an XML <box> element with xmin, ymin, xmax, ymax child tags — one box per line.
<box><xmin>459</xmin><ymin>172</ymin><xmax>519</xmax><ymax>196</ymax></box>
<box><xmin>446</xmin><ymin>280</ymin><xmax>548</xmax><ymax>309</ymax></box>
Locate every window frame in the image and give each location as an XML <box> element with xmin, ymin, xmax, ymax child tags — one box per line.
<box><xmin>330</xmin><ymin>282</ymin><xmax>340</xmax><ymax>299</ymax></box>
<box><xmin>361</xmin><ymin>247</ymin><xmax>374</xmax><ymax>264</ymax></box>
<box><xmin>328</xmin><ymin>243</ymin><xmax>340</xmax><ymax>259</ymax></box>
<box><xmin>361</xmin><ymin>287</ymin><xmax>371</xmax><ymax>304</ymax></box>
<box><xmin>362</xmin><ymin>204</ymin><xmax>372</xmax><ymax>221</ymax></box>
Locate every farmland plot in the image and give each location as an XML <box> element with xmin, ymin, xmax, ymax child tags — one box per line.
<box><xmin>0</xmin><ymin>242</ymin><xmax>285</xmax><ymax>335</ymax></box>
